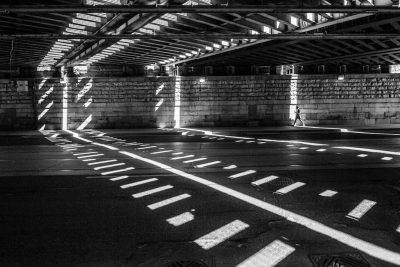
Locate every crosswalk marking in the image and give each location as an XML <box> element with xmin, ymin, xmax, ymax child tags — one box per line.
<box><xmin>236</xmin><ymin>240</ymin><xmax>295</xmax><ymax>267</ymax></box>
<box><xmin>147</xmin><ymin>193</ymin><xmax>191</xmax><ymax>210</ymax></box>
<box><xmin>101</xmin><ymin>167</ymin><xmax>135</xmax><ymax>176</ymax></box>
<box><xmin>109</xmin><ymin>175</ymin><xmax>129</xmax><ymax>181</ymax></box>
<box><xmin>319</xmin><ymin>190</ymin><xmax>337</xmax><ymax>197</ymax></box>
<box><xmin>251</xmin><ymin>175</ymin><xmax>279</xmax><ymax>186</ymax></box>
<box><xmin>183</xmin><ymin>157</ymin><xmax>207</xmax><ymax>163</ymax></box>
<box><xmin>196</xmin><ymin>161</ymin><xmax>221</xmax><ymax>168</ymax></box>
<box><xmin>94</xmin><ymin>163</ymin><xmax>125</xmax><ymax>170</ymax></box>
<box><xmin>224</xmin><ymin>165</ymin><xmax>237</xmax><ymax>170</ymax></box>
<box><xmin>229</xmin><ymin>170</ymin><xmax>256</xmax><ymax>179</ymax></box>
<box><xmin>88</xmin><ymin>159</ymin><xmax>117</xmax><ymax>165</ymax></box>
<box><xmin>77</xmin><ymin>153</ymin><xmax>104</xmax><ymax>159</ymax></box>
<box><xmin>346</xmin><ymin>199</ymin><xmax>376</xmax><ymax>220</ymax></box>
<box><xmin>171</xmin><ymin>155</ymin><xmax>194</xmax><ymax>160</ymax></box>
<box><xmin>132</xmin><ymin>185</ymin><xmax>173</xmax><ymax>198</ymax></box>
<box><xmin>151</xmin><ymin>150</ymin><xmax>174</xmax><ymax>154</ymax></box>
<box><xmin>120</xmin><ymin>178</ymin><xmax>158</xmax><ymax>189</ymax></box>
<box><xmin>166</xmin><ymin>212</ymin><xmax>194</xmax><ymax>226</ymax></box>
<box><xmin>275</xmin><ymin>182</ymin><xmax>306</xmax><ymax>195</ymax></box>
<box><xmin>194</xmin><ymin>220</ymin><xmax>249</xmax><ymax>250</ymax></box>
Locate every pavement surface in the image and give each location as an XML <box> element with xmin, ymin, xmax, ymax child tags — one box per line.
<box><xmin>1</xmin><ymin>125</ymin><xmax>400</xmax><ymax>267</ymax></box>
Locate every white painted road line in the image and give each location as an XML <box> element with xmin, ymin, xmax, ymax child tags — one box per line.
<box><xmin>316</xmin><ymin>148</ymin><xmax>326</xmax><ymax>152</ymax></box>
<box><xmin>172</xmin><ymin>152</ymin><xmax>184</xmax><ymax>155</ymax></box>
<box><xmin>346</xmin><ymin>199</ymin><xmax>376</xmax><ymax>221</ymax></box>
<box><xmin>120</xmin><ymin>178</ymin><xmax>158</xmax><ymax>189</ymax></box>
<box><xmin>251</xmin><ymin>175</ymin><xmax>279</xmax><ymax>186</ymax></box>
<box><xmin>110</xmin><ymin>175</ymin><xmax>129</xmax><ymax>181</ymax></box>
<box><xmin>166</xmin><ymin>212</ymin><xmax>194</xmax><ymax>226</ymax></box>
<box><xmin>357</xmin><ymin>154</ymin><xmax>368</xmax><ymax>157</ymax></box>
<box><xmin>236</xmin><ymin>240</ymin><xmax>295</xmax><ymax>267</ymax></box>
<box><xmin>382</xmin><ymin>157</ymin><xmax>393</xmax><ymax>161</ymax></box>
<box><xmin>88</xmin><ymin>159</ymin><xmax>117</xmax><ymax>165</ymax></box>
<box><xmin>147</xmin><ymin>193</ymin><xmax>191</xmax><ymax>210</ymax></box>
<box><xmin>196</xmin><ymin>161</ymin><xmax>221</xmax><ymax>168</ymax></box>
<box><xmin>94</xmin><ymin>163</ymin><xmax>126</xmax><ymax>170</ymax></box>
<box><xmin>183</xmin><ymin>158</ymin><xmax>207</xmax><ymax>163</ymax></box>
<box><xmin>137</xmin><ymin>146</ymin><xmax>157</xmax><ymax>150</ymax></box>
<box><xmin>229</xmin><ymin>170</ymin><xmax>256</xmax><ymax>179</ymax></box>
<box><xmin>224</xmin><ymin>165</ymin><xmax>237</xmax><ymax>170</ymax></box>
<box><xmin>171</xmin><ymin>155</ymin><xmax>194</xmax><ymax>160</ymax></box>
<box><xmin>319</xmin><ymin>190</ymin><xmax>338</xmax><ymax>197</ymax></box>
<box><xmin>258</xmin><ymin>138</ymin><xmax>328</xmax><ymax>146</ymax></box>
<box><xmin>194</xmin><ymin>220</ymin><xmax>249</xmax><ymax>250</ymax></box>
<box><xmin>334</xmin><ymin>146</ymin><xmax>400</xmax><ymax>156</ymax></box>
<box><xmin>101</xmin><ymin>167</ymin><xmax>135</xmax><ymax>176</ymax></box>
<box><xmin>83</xmin><ymin>159</ymin><xmax>96</xmax><ymax>162</ymax></box>
<box><xmin>74</xmin><ymin>151</ymin><xmax>98</xmax><ymax>156</ymax></box>
<box><xmin>275</xmin><ymin>182</ymin><xmax>306</xmax><ymax>195</ymax></box>
<box><xmin>132</xmin><ymin>185</ymin><xmax>173</xmax><ymax>198</ymax></box>
<box><xmin>151</xmin><ymin>150</ymin><xmax>174</xmax><ymax>154</ymax></box>
<box><xmin>77</xmin><ymin>154</ymin><xmax>104</xmax><ymax>159</ymax></box>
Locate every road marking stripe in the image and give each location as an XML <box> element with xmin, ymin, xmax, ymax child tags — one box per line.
<box><xmin>171</xmin><ymin>155</ymin><xmax>194</xmax><ymax>160</ymax></box>
<box><xmin>74</xmin><ymin>152</ymin><xmax>97</xmax><ymax>156</ymax></box>
<box><xmin>357</xmin><ymin>154</ymin><xmax>368</xmax><ymax>157</ymax></box>
<box><xmin>236</xmin><ymin>240</ymin><xmax>295</xmax><ymax>267</ymax></box>
<box><xmin>166</xmin><ymin>212</ymin><xmax>194</xmax><ymax>226</ymax></box>
<box><xmin>229</xmin><ymin>170</ymin><xmax>256</xmax><ymax>179</ymax></box>
<box><xmin>94</xmin><ymin>163</ymin><xmax>125</xmax><ymax>170</ymax></box>
<box><xmin>259</xmin><ymin>138</ymin><xmax>327</xmax><ymax>146</ymax></box>
<box><xmin>275</xmin><ymin>182</ymin><xmax>306</xmax><ymax>195</ymax></box>
<box><xmin>147</xmin><ymin>193</ymin><xmax>191</xmax><ymax>210</ymax></box>
<box><xmin>83</xmin><ymin>159</ymin><xmax>96</xmax><ymax>162</ymax></box>
<box><xmin>101</xmin><ymin>167</ymin><xmax>135</xmax><ymax>176</ymax></box>
<box><xmin>382</xmin><ymin>157</ymin><xmax>393</xmax><ymax>160</ymax></box>
<box><xmin>251</xmin><ymin>175</ymin><xmax>279</xmax><ymax>186</ymax></box>
<box><xmin>137</xmin><ymin>146</ymin><xmax>157</xmax><ymax>150</ymax></box>
<box><xmin>334</xmin><ymin>146</ymin><xmax>400</xmax><ymax>156</ymax></box>
<box><xmin>183</xmin><ymin>157</ymin><xmax>207</xmax><ymax>163</ymax></box>
<box><xmin>85</xmin><ymin>147</ymin><xmax>400</xmax><ymax>264</ymax></box>
<box><xmin>172</xmin><ymin>152</ymin><xmax>184</xmax><ymax>155</ymax></box>
<box><xmin>77</xmin><ymin>154</ymin><xmax>104</xmax><ymax>159</ymax></box>
<box><xmin>319</xmin><ymin>190</ymin><xmax>337</xmax><ymax>197</ymax></box>
<box><xmin>88</xmin><ymin>159</ymin><xmax>117</xmax><ymax>165</ymax></box>
<box><xmin>346</xmin><ymin>199</ymin><xmax>376</xmax><ymax>220</ymax></box>
<box><xmin>196</xmin><ymin>161</ymin><xmax>221</xmax><ymax>168</ymax></box>
<box><xmin>132</xmin><ymin>185</ymin><xmax>173</xmax><ymax>198</ymax></box>
<box><xmin>316</xmin><ymin>148</ymin><xmax>326</xmax><ymax>152</ymax></box>
<box><xmin>194</xmin><ymin>220</ymin><xmax>249</xmax><ymax>250</ymax></box>
<box><xmin>151</xmin><ymin>150</ymin><xmax>174</xmax><ymax>154</ymax></box>
<box><xmin>120</xmin><ymin>178</ymin><xmax>158</xmax><ymax>189</ymax></box>
<box><xmin>109</xmin><ymin>175</ymin><xmax>129</xmax><ymax>181</ymax></box>
<box><xmin>235</xmin><ymin>140</ymin><xmax>244</xmax><ymax>143</ymax></box>
<box><xmin>224</xmin><ymin>165</ymin><xmax>237</xmax><ymax>170</ymax></box>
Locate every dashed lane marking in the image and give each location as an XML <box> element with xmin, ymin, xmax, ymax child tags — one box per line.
<box><xmin>346</xmin><ymin>199</ymin><xmax>377</xmax><ymax>221</ymax></box>
<box><xmin>101</xmin><ymin>167</ymin><xmax>135</xmax><ymax>176</ymax></box>
<box><xmin>224</xmin><ymin>165</ymin><xmax>237</xmax><ymax>170</ymax></box>
<box><xmin>319</xmin><ymin>190</ymin><xmax>338</xmax><ymax>197</ymax></box>
<box><xmin>251</xmin><ymin>175</ymin><xmax>279</xmax><ymax>186</ymax></box>
<box><xmin>132</xmin><ymin>185</ymin><xmax>174</xmax><ymax>198</ymax></box>
<box><xmin>88</xmin><ymin>159</ymin><xmax>118</xmax><ymax>165</ymax></box>
<box><xmin>229</xmin><ymin>170</ymin><xmax>256</xmax><ymax>179</ymax></box>
<box><xmin>183</xmin><ymin>157</ymin><xmax>207</xmax><ymax>163</ymax></box>
<box><xmin>77</xmin><ymin>154</ymin><xmax>104</xmax><ymax>159</ymax></box>
<box><xmin>94</xmin><ymin>163</ymin><xmax>126</xmax><ymax>170</ymax></box>
<box><xmin>151</xmin><ymin>150</ymin><xmax>174</xmax><ymax>154</ymax></box>
<box><xmin>137</xmin><ymin>146</ymin><xmax>157</xmax><ymax>150</ymax></box>
<box><xmin>147</xmin><ymin>193</ymin><xmax>191</xmax><ymax>210</ymax></box>
<box><xmin>74</xmin><ymin>151</ymin><xmax>98</xmax><ymax>156</ymax></box>
<box><xmin>196</xmin><ymin>161</ymin><xmax>221</xmax><ymax>168</ymax></box>
<box><xmin>275</xmin><ymin>182</ymin><xmax>306</xmax><ymax>195</ymax></box>
<box><xmin>120</xmin><ymin>178</ymin><xmax>158</xmax><ymax>189</ymax></box>
<box><xmin>171</xmin><ymin>155</ymin><xmax>194</xmax><ymax>160</ymax></box>
<box><xmin>83</xmin><ymin>159</ymin><xmax>96</xmax><ymax>162</ymax></box>
<box><xmin>166</xmin><ymin>212</ymin><xmax>194</xmax><ymax>226</ymax></box>
<box><xmin>110</xmin><ymin>175</ymin><xmax>129</xmax><ymax>181</ymax></box>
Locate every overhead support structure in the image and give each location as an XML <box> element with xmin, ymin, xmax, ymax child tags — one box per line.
<box><xmin>2</xmin><ymin>5</ymin><xmax>400</xmax><ymax>14</ymax></box>
<box><xmin>3</xmin><ymin>33</ymin><xmax>400</xmax><ymax>40</ymax></box>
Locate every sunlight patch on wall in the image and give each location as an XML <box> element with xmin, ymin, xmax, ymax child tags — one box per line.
<box><xmin>77</xmin><ymin>114</ymin><xmax>93</xmax><ymax>130</ymax></box>
<box><xmin>38</xmin><ymin>101</ymin><xmax>54</xmax><ymax>120</ymax></box>
<box><xmin>62</xmin><ymin>82</ymin><xmax>68</xmax><ymax>130</ymax></box>
<box><xmin>76</xmin><ymin>79</ymin><xmax>93</xmax><ymax>102</ymax></box>
<box><xmin>289</xmin><ymin>74</ymin><xmax>299</xmax><ymax>120</ymax></box>
<box><xmin>38</xmin><ymin>86</ymin><xmax>54</xmax><ymax>105</ymax></box>
<box><xmin>174</xmin><ymin>76</ymin><xmax>182</xmax><ymax>128</ymax></box>
<box><xmin>84</xmin><ymin>97</ymin><xmax>93</xmax><ymax>108</ymax></box>
<box><xmin>155</xmin><ymin>99</ymin><xmax>164</xmax><ymax>111</ymax></box>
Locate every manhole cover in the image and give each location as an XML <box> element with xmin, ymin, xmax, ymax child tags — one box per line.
<box><xmin>164</xmin><ymin>260</ymin><xmax>208</xmax><ymax>267</ymax></box>
<box><xmin>309</xmin><ymin>252</ymin><xmax>372</xmax><ymax>267</ymax></box>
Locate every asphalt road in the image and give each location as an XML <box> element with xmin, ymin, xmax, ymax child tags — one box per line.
<box><xmin>1</xmin><ymin>126</ymin><xmax>400</xmax><ymax>267</ymax></box>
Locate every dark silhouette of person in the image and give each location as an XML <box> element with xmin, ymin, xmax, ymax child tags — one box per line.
<box><xmin>293</xmin><ymin>105</ymin><xmax>305</xmax><ymax>126</ymax></box>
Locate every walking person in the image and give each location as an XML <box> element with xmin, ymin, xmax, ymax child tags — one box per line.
<box><xmin>293</xmin><ymin>105</ymin><xmax>305</xmax><ymax>126</ymax></box>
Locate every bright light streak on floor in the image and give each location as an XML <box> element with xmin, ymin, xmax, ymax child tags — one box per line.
<box><xmin>236</xmin><ymin>140</ymin><xmax>244</xmax><ymax>143</ymax></box>
<box><xmin>334</xmin><ymin>146</ymin><xmax>400</xmax><ymax>156</ymax></box>
<box><xmin>118</xmin><ymin>150</ymin><xmax>400</xmax><ymax>265</ymax></box>
<box><xmin>316</xmin><ymin>148</ymin><xmax>326</xmax><ymax>152</ymax></box>
<box><xmin>319</xmin><ymin>190</ymin><xmax>338</xmax><ymax>197</ymax></box>
<box><xmin>251</xmin><ymin>175</ymin><xmax>279</xmax><ymax>186</ymax></box>
<box><xmin>171</xmin><ymin>155</ymin><xmax>194</xmax><ymax>160</ymax></box>
<box><xmin>151</xmin><ymin>150</ymin><xmax>174</xmax><ymax>154</ymax></box>
<box><xmin>357</xmin><ymin>154</ymin><xmax>368</xmax><ymax>157</ymax></box>
<box><xmin>110</xmin><ymin>175</ymin><xmax>129</xmax><ymax>181</ymax></box>
<box><xmin>299</xmin><ymin>147</ymin><xmax>309</xmax><ymax>150</ymax></box>
<box><xmin>346</xmin><ymin>199</ymin><xmax>377</xmax><ymax>221</ymax></box>
<box><xmin>196</xmin><ymin>161</ymin><xmax>221</xmax><ymax>168</ymax></box>
<box><xmin>77</xmin><ymin>153</ymin><xmax>104</xmax><ymax>159</ymax></box>
<box><xmin>194</xmin><ymin>220</ymin><xmax>249</xmax><ymax>250</ymax></box>
<box><xmin>132</xmin><ymin>185</ymin><xmax>173</xmax><ymax>198</ymax></box>
<box><xmin>236</xmin><ymin>240</ymin><xmax>295</xmax><ymax>267</ymax></box>
<box><xmin>88</xmin><ymin>159</ymin><xmax>117</xmax><ymax>165</ymax></box>
<box><xmin>258</xmin><ymin>138</ymin><xmax>328</xmax><ymax>147</ymax></box>
<box><xmin>166</xmin><ymin>212</ymin><xmax>194</xmax><ymax>227</ymax></box>
<box><xmin>147</xmin><ymin>193</ymin><xmax>191</xmax><ymax>210</ymax></box>
<box><xmin>101</xmin><ymin>167</ymin><xmax>134</xmax><ymax>176</ymax></box>
<box><xmin>224</xmin><ymin>165</ymin><xmax>237</xmax><ymax>169</ymax></box>
<box><xmin>382</xmin><ymin>157</ymin><xmax>393</xmax><ymax>160</ymax></box>
<box><xmin>74</xmin><ymin>151</ymin><xmax>98</xmax><ymax>156</ymax></box>
<box><xmin>120</xmin><ymin>178</ymin><xmax>158</xmax><ymax>189</ymax></box>
<box><xmin>229</xmin><ymin>170</ymin><xmax>256</xmax><ymax>179</ymax></box>
<box><xmin>275</xmin><ymin>182</ymin><xmax>306</xmax><ymax>195</ymax></box>
<box><xmin>183</xmin><ymin>158</ymin><xmax>207</xmax><ymax>163</ymax></box>
<box><xmin>38</xmin><ymin>101</ymin><xmax>54</xmax><ymax>120</ymax></box>
<box><xmin>94</xmin><ymin>163</ymin><xmax>125</xmax><ymax>170</ymax></box>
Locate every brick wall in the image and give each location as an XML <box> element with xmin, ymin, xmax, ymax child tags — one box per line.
<box><xmin>3</xmin><ymin>74</ymin><xmax>400</xmax><ymax>130</ymax></box>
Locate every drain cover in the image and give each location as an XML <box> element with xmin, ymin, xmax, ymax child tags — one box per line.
<box><xmin>309</xmin><ymin>252</ymin><xmax>371</xmax><ymax>267</ymax></box>
<box><xmin>164</xmin><ymin>260</ymin><xmax>208</xmax><ymax>267</ymax></box>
